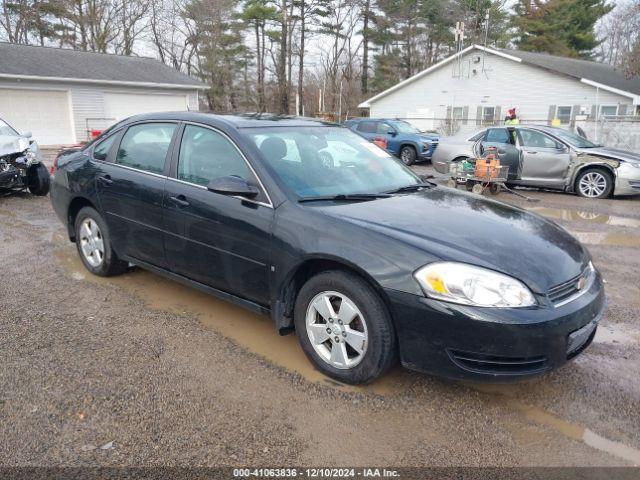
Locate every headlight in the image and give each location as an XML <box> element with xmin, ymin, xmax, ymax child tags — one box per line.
<box><xmin>413</xmin><ymin>262</ymin><xmax>536</xmax><ymax>308</ymax></box>
<box><xmin>422</xmin><ymin>142</ymin><xmax>431</xmax><ymax>150</ymax></box>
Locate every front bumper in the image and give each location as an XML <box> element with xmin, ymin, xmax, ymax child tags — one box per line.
<box><xmin>386</xmin><ymin>274</ymin><xmax>605</xmax><ymax>381</ymax></box>
<box><xmin>418</xmin><ymin>143</ymin><xmax>438</xmax><ymax>160</ymax></box>
<box><xmin>614</xmin><ymin>163</ymin><xmax>640</xmax><ymax>196</ymax></box>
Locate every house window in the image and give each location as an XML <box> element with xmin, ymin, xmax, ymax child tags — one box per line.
<box><xmin>451</xmin><ymin>107</ymin><xmax>464</xmax><ymax>120</ymax></box>
<box><xmin>482</xmin><ymin>106</ymin><xmax>495</xmax><ymax>124</ymax></box>
<box><xmin>556</xmin><ymin>106</ymin><xmax>572</xmax><ymax>124</ymax></box>
<box><xmin>599</xmin><ymin>105</ymin><xmax>618</xmax><ymax>117</ymax></box>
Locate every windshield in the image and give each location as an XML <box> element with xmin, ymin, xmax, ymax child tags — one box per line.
<box><xmin>0</xmin><ymin>119</ymin><xmax>19</xmax><ymax>137</ymax></box>
<box><xmin>548</xmin><ymin>128</ymin><xmax>599</xmax><ymax>148</ymax></box>
<box><xmin>390</xmin><ymin>121</ymin><xmax>420</xmax><ymax>134</ymax></box>
<box><xmin>244</xmin><ymin>126</ymin><xmax>422</xmax><ymax>198</ymax></box>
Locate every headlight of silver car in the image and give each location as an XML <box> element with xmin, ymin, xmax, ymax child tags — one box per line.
<box><xmin>413</xmin><ymin>262</ymin><xmax>536</xmax><ymax>308</ymax></box>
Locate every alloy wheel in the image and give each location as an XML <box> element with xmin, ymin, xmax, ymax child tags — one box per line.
<box><xmin>305</xmin><ymin>291</ymin><xmax>368</xmax><ymax>369</ymax></box>
<box><xmin>578</xmin><ymin>172</ymin><xmax>607</xmax><ymax>198</ymax></box>
<box><xmin>400</xmin><ymin>148</ymin><xmax>414</xmax><ymax>164</ymax></box>
<box><xmin>79</xmin><ymin>218</ymin><xmax>104</xmax><ymax>267</ymax></box>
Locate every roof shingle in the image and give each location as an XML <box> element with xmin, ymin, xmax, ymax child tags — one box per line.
<box><xmin>0</xmin><ymin>42</ymin><xmax>206</xmax><ymax>88</ymax></box>
<box><xmin>501</xmin><ymin>49</ymin><xmax>640</xmax><ymax>96</ymax></box>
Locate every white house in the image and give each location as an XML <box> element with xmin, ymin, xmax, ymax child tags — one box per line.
<box><xmin>0</xmin><ymin>43</ymin><xmax>207</xmax><ymax>146</ymax></box>
<box><xmin>359</xmin><ymin>45</ymin><xmax>640</xmax><ymax>135</ymax></box>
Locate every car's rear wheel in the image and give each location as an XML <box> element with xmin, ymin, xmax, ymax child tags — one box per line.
<box><xmin>399</xmin><ymin>146</ymin><xmax>417</xmax><ymax>166</ymax></box>
<box><xmin>294</xmin><ymin>270</ymin><xmax>396</xmax><ymax>384</ymax></box>
<box><xmin>74</xmin><ymin>206</ymin><xmax>127</xmax><ymax>277</ymax></box>
<box><xmin>575</xmin><ymin>168</ymin><xmax>613</xmax><ymax>199</ymax></box>
<box><xmin>27</xmin><ymin>163</ymin><xmax>50</xmax><ymax>196</ymax></box>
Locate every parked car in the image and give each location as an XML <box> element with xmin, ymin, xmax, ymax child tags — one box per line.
<box><xmin>0</xmin><ymin>117</ymin><xmax>49</xmax><ymax>196</ymax></box>
<box><xmin>432</xmin><ymin>125</ymin><xmax>640</xmax><ymax>198</ymax></box>
<box><xmin>50</xmin><ymin>113</ymin><xmax>604</xmax><ymax>384</ymax></box>
<box><xmin>344</xmin><ymin>118</ymin><xmax>439</xmax><ymax>165</ymax></box>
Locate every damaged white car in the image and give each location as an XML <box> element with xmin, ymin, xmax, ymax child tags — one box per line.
<box><xmin>432</xmin><ymin>125</ymin><xmax>640</xmax><ymax>199</ymax></box>
<box><xmin>0</xmin><ymin>118</ymin><xmax>49</xmax><ymax>196</ymax></box>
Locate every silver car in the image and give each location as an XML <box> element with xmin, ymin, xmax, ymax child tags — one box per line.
<box><xmin>432</xmin><ymin>125</ymin><xmax>640</xmax><ymax>198</ymax></box>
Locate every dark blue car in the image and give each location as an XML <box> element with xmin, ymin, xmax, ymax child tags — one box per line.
<box><xmin>344</xmin><ymin>118</ymin><xmax>439</xmax><ymax>165</ymax></box>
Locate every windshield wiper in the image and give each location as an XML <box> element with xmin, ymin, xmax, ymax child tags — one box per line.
<box><xmin>298</xmin><ymin>193</ymin><xmax>391</xmax><ymax>203</ymax></box>
<box><xmin>384</xmin><ymin>182</ymin><xmax>435</xmax><ymax>194</ymax></box>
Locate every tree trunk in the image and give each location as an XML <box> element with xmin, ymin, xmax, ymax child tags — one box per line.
<box><xmin>361</xmin><ymin>0</ymin><xmax>371</xmax><ymax>94</ymax></box>
<box><xmin>297</xmin><ymin>0</ymin><xmax>305</xmax><ymax>116</ymax></box>
<box><xmin>278</xmin><ymin>0</ymin><xmax>289</xmax><ymax>114</ymax></box>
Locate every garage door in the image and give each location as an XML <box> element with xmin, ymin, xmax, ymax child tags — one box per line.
<box><xmin>104</xmin><ymin>92</ymin><xmax>188</xmax><ymax>123</ymax></box>
<box><xmin>0</xmin><ymin>89</ymin><xmax>74</xmax><ymax>145</ymax></box>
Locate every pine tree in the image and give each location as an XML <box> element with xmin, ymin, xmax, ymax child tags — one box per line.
<box><xmin>512</xmin><ymin>0</ymin><xmax>613</xmax><ymax>59</ymax></box>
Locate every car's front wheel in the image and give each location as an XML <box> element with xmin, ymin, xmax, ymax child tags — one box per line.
<box><xmin>399</xmin><ymin>146</ymin><xmax>417</xmax><ymax>166</ymax></box>
<box><xmin>294</xmin><ymin>270</ymin><xmax>396</xmax><ymax>384</ymax></box>
<box><xmin>74</xmin><ymin>206</ymin><xmax>128</xmax><ymax>277</ymax></box>
<box><xmin>575</xmin><ymin>168</ymin><xmax>613</xmax><ymax>199</ymax></box>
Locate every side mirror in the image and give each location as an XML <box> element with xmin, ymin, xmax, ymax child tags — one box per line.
<box><xmin>22</xmin><ymin>131</ymin><xmax>32</xmax><ymax>138</ymax></box>
<box><xmin>207</xmin><ymin>176</ymin><xmax>259</xmax><ymax>198</ymax></box>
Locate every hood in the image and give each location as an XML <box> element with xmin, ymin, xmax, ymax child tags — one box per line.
<box><xmin>577</xmin><ymin>146</ymin><xmax>640</xmax><ymax>163</ymax></box>
<box><xmin>0</xmin><ymin>134</ymin><xmax>30</xmax><ymax>157</ymax></box>
<box><xmin>418</xmin><ymin>133</ymin><xmax>439</xmax><ymax>141</ymax></box>
<box><xmin>313</xmin><ymin>188</ymin><xmax>589</xmax><ymax>293</ymax></box>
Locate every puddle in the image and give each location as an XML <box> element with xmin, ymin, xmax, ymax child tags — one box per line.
<box><xmin>54</xmin><ymin>247</ymin><xmax>402</xmax><ymax>395</ymax></box>
<box><xmin>528</xmin><ymin>207</ymin><xmax>640</xmax><ymax>228</ymax></box>
<box><xmin>568</xmin><ymin>231</ymin><xmax>640</xmax><ymax>248</ymax></box>
<box><xmin>473</xmin><ymin>384</ymin><xmax>640</xmax><ymax>465</ymax></box>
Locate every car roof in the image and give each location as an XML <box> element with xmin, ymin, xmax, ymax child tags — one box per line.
<box><xmin>346</xmin><ymin>118</ymin><xmax>408</xmax><ymax>123</ymax></box>
<box><xmin>121</xmin><ymin>111</ymin><xmax>339</xmax><ymax>129</ymax></box>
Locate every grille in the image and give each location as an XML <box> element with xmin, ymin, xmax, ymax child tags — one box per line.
<box><xmin>548</xmin><ymin>265</ymin><xmax>593</xmax><ymax>306</ymax></box>
<box><xmin>448</xmin><ymin>350</ymin><xmax>548</xmax><ymax>375</ymax></box>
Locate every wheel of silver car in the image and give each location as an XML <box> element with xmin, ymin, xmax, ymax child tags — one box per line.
<box><xmin>79</xmin><ymin>217</ymin><xmax>104</xmax><ymax>267</ymax></box>
<box><xmin>305</xmin><ymin>290</ymin><xmax>368</xmax><ymax>369</ymax></box>
<box><xmin>576</xmin><ymin>169</ymin><xmax>613</xmax><ymax>199</ymax></box>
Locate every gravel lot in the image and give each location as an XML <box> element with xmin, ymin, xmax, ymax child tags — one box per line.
<box><xmin>0</xmin><ymin>157</ymin><xmax>639</xmax><ymax>467</ymax></box>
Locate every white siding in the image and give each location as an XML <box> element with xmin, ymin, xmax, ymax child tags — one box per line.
<box><xmin>369</xmin><ymin>50</ymin><xmax>632</xmax><ymax>133</ymax></box>
<box><xmin>0</xmin><ymin>77</ymin><xmax>201</xmax><ymax>145</ymax></box>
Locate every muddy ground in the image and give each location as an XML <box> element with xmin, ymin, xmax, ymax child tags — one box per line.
<box><xmin>0</xmin><ymin>159</ymin><xmax>639</xmax><ymax>467</ymax></box>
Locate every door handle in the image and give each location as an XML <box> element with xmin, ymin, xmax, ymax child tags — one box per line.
<box><xmin>526</xmin><ymin>151</ymin><xmax>538</xmax><ymax>154</ymax></box>
<box><xmin>170</xmin><ymin>195</ymin><xmax>190</xmax><ymax>207</ymax></box>
<box><xmin>98</xmin><ymin>174</ymin><xmax>113</xmax><ymax>185</ymax></box>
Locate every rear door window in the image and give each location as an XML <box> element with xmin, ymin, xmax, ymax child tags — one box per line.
<box><xmin>357</xmin><ymin>121</ymin><xmax>377</xmax><ymax>134</ymax></box>
<box><xmin>93</xmin><ymin>134</ymin><xmax>117</xmax><ymax>161</ymax></box>
<box><xmin>116</xmin><ymin>123</ymin><xmax>176</xmax><ymax>174</ymax></box>
<box><xmin>485</xmin><ymin>128</ymin><xmax>510</xmax><ymax>144</ymax></box>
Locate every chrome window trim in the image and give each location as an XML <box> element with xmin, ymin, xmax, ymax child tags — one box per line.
<box><xmin>178</xmin><ymin>121</ymin><xmax>274</xmax><ymax>209</ymax></box>
<box><xmin>93</xmin><ymin>158</ymin><xmax>166</xmax><ymax>179</ymax></box>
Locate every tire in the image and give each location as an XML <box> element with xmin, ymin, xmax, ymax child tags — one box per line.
<box><xmin>489</xmin><ymin>183</ymin><xmax>501</xmax><ymax>195</ymax></box>
<box><xmin>74</xmin><ymin>206</ymin><xmax>128</xmax><ymax>277</ymax></box>
<box><xmin>294</xmin><ymin>270</ymin><xmax>396</xmax><ymax>384</ymax></box>
<box><xmin>399</xmin><ymin>145</ymin><xmax>417</xmax><ymax>166</ymax></box>
<box><xmin>575</xmin><ymin>168</ymin><xmax>613</xmax><ymax>199</ymax></box>
<box><xmin>26</xmin><ymin>163</ymin><xmax>50</xmax><ymax>196</ymax></box>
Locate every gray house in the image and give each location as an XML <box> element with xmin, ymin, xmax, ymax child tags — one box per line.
<box><xmin>0</xmin><ymin>43</ymin><xmax>206</xmax><ymax>146</ymax></box>
<box><xmin>359</xmin><ymin>45</ymin><xmax>640</xmax><ymax>134</ymax></box>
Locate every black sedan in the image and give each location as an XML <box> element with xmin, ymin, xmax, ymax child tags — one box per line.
<box><xmin>50</xmin><ymin>113</ymin><xmax>605</xmax><ymax>384</ymax></box>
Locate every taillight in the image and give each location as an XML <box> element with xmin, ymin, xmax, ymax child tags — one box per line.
<box><xmin>50</xmin><ymin>155</ymin><xmax>60</xmax><ymax>175</ymax></box>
